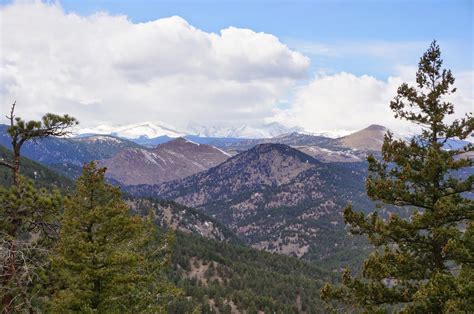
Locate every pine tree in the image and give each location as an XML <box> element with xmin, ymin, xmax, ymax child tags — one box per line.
<box><xmin>321</xmin><ymin>41</ymin><xmax>473</xmax><ymax>312</ymax></box>
<box><xmin>0</xmin><ymin>103</ymin><xmax>77</xmax><ymax>312</ymax></box>
<box><xmin>0</xmin><ymin>178</ymin><xmax>63</xmax><ymax>312</ymax></box>
<box><xmin>0</xmin><ymin>102</ymin><xmax>78</xmax><ymax>184</ymax></box>
<box><xmin>49</xmin><ymin>162</ymin><xmax>179</xmax><ymax>312</ymax></box>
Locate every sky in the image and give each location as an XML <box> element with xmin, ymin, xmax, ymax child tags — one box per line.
<box><xmin>0</xmin><ymin>0</ymin><xmax>473</xmax><ymax>134</ymax></box>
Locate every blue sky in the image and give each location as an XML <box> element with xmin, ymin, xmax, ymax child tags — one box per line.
<box><xmin>55</xmin><ymin>0</ymin><xmax>473</xmax><ymax>78</ymax></box>
<box><xmin>1</xmin><ymin>1</ymin><xmax>472</xmax><ymax>133</ymax></box>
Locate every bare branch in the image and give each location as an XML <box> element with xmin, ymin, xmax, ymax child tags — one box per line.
<box><xmin>6</xmin><ymin>101</ymin><xmax>16</xmax><ymax>126</ymax></box>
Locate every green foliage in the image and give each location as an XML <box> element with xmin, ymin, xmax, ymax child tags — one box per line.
<box><xmin>166</xmin><ymin>231</ymin><xmax>333</xmax><ymax>312</ymax></box>
<box><xmin>6</xmin><ymin>112</ymin><xmax>78</xmax><ymax>142</ymax></box>
<box><xmin>1</xmin><ymin>102</ymin><xmax>78</xmax><ymax>184</ymax></box>
<box><xmin>0</xmin><ymin>103</ymin><xmax>77</xmax><ymax>312</ymax></box>
<box><xmin>48</xmin><ymin>162</ymin><xmax>179</xmax><ymax>312</ymax></box>
<box><xmin>0</xmin><ymin>144</ymin><xmax>73</xmax><ymax>191</ymax></box>
<box><xmin>0</xmin><ymin>176</ymin><xmax>63</xmax><ymax>312</ymax></box>
<box><xmin>129</xmin><ymin>197</ymin><xmax>242</xmax><ymax>244</ymax></box>
<box><xmin>322</xmin><ymin>41</ymin><xmax>473</xmax><ymax>312</ymax></box>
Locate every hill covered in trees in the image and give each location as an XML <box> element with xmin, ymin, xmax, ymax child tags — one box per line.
<box><xmin>168</xmin><ymin>231</ymin><xmax>335</xmax><ymax>312</ymax></box>
<box><xmin>0</xmin><ymin>144</ymin><xmax>73</xmax><ymax>191</ymax></box>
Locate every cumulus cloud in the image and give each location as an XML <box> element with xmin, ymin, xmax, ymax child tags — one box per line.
<box><xmin>271</xmin><ymin>69</ymin><xmax>473</xmax><ymax>135</ymax></box>
<box><xmin>1</xmin><ymin>1</ymin><xmax>471</xmax><ymax>135</ymax></box>
<box><xmin>0</xmin><ymin>1</ymin><xmax>309</xmax><ymax>128</ymax></box>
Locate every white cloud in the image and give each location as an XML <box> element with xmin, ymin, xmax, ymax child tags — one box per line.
<box><xmin>271</xmin><ymin>69</ymin><xmax>473</xmax><ymax>135</ymax></box>
<box><xmin>0</xmin><ymin>1</ymin><xmax>309</xmax><ymax>128</ymax></box>
<box><xmin>1</xmin><ymin>1</ymin><xmax>471</xmax><ymax>136</ymax></box>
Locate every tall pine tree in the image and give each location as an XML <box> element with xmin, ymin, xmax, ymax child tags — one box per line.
<box><xmin>321</xmin><ymin>41</ymin><xmax>473</xmax><ymax>312</ymax></box>
<box><xmin>0</xmin><ymin>103</ymin><xmax>77</xmax><ymax>313</ymax></box>
<box><xmin>49</xmin><ymin>162</ymin><xmax>179</xmax><ymax>312</ymax></box>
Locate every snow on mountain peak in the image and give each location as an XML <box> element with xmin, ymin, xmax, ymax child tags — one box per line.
<box><xmin>79</xmin><ymin>120</ymin><xmax>370</xmax><ymax>140</ymax></box>
<box><xmin>78</xmin><ymin>121</ymin><xmax>186</xmax><ymax>139</ymax></box>
<box><xmin>186</xmin><ymin>121</ymin><xmax>302</xmax><ymax>139</ymax></box>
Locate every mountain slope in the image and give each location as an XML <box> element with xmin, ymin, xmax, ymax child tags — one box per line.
<box><xmin>295</xmin><ymin>145</ymin><xmax>362</xmax><ymax>162</ymax></box>
<box><xmin>0</xmin><ymin>145</ymin><xmax>74</xmax><ymax>191</ymax></box>
<box><xmin>168</xmin><ymin>231</ymin><xmax>333</xmax><ymax>312</ymax></box>
<box><xmin>101</xmin><ymin>138</ymin><xmax>230</xmax><ymax>185</ymax></box>
<box><xmin>0</xmin><ymin>137</ymin><xmax>237</xmax><ymax>245</ymax></box>
<box><xmin>0</xmin><ymin>139</ymin><xmax>365</xmax><ymax>311</ymax></box>
<box><xmin>332</xmin><ymin>124</ymin><xmax>388</xmax><ymax>151</ymax></box>
<box><xmin>135</xmin><ymin>144</ymin><xmax>316</xmax><ymax>206</ymax></box>
<box><xmin>129</xmin><ymin>144</ymin><xmax>372</xmax><ymax>259</ymax></box>
<box><xmin>129</xmin><ymin>198</ymin><xmax>239</xmax><ymax>243</ymax></box>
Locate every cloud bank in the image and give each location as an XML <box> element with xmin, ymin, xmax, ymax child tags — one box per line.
<box><xmin>0</xmin><ymin>1</ymin><xmax>309</xmax><ymax>128</ymax></box>
<box><xmin>1</xmin><ymin>1</ymin><xmax>472</xmax><ymax>134</ymax></box>
<box><xmin>271</xmin><ymin>67</ymin><xmax>473</xmax><ymax>135</ymax></box>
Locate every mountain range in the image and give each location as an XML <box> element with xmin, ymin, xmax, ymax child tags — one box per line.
<box><xmin>186</xmin><ymin>121</ymin><xmax>303</xmax><ymax>139</ymax></box>
<box><xmin>77</xmin><ymin>121</ymin><xmax>304</xmax><ymax>140</ymax></box>
<box><xmin>1</xmin><ymin>122</ymin><xmax>470</xmax><ymax>262</ymax></box>
<box><xmin>9</xmin><ymin>120</ymin><xmax>471</xmax><ymax>312</ymax></box>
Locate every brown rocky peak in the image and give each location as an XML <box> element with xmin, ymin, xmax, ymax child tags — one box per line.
<box><xmin>100</xmin><ymin>139</ymin><xmax>230</xmax><ymax>186</ymax></box>
<box><xmin>335</xmin><ymin>124</ymin><xmax>388</xmax><ymax>151</ymax></box>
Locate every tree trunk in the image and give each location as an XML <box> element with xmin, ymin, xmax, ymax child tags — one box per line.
<box><xmin>2</xmin><ymin>146</ymin><xmax>20</xmax><ymax>313</ymax></box>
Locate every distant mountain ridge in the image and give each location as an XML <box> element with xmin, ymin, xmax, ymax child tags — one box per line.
<box><xmin>224</xmin><ymin>132</ymin><xmax>332</xmax><ymax>152</ymax></box>
<box><xmin>100</xmin><ymin>138</ymin><xmax>230</xmax><ymax>185</ymax></box>
<box><xmin>78</xmin><ymin>121</ymin><xmax>303</xmax><ymax>140</ymax></box>
<box><xmin>186</xmin><ymin>121</ymin><xmax>303</xmax><ymax>139</ymax></box>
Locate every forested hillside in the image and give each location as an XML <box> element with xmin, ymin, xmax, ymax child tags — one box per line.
<box><xmin>0</xmin><ymin>144</ymin><xmax>73</xmax><ymax>190</ymax></box>
<box><xmin>168</xmin><ymin>231</ymin><xmax>334</xmax><ymax>312</ymax></box>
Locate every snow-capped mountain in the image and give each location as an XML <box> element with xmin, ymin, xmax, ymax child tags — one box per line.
<box><xmin>186</xmin><ymin>121</ymin><xmax>302</xmax><ymax>139</ymax></box>
<box><xmin>78</xmin><ymin>121</ymin><xmax>186</xmax><ymax>139</ymax></box>
<box><xmin>79</xmin><ymin>121</ymin><xmax>304</xmax><ymax>140</ymax></box>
